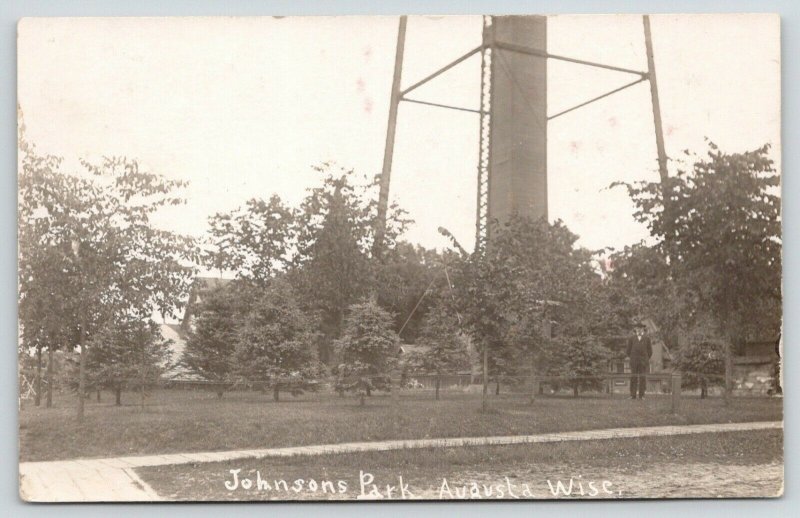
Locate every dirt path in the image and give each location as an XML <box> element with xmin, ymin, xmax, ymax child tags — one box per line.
<box><xmin>19</xmin><ymin>420</ymin><xmax>782</xmax><ymax>502</ymax></box>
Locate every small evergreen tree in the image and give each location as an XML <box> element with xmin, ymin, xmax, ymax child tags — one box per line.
<box><xmin>407</xmin><ymin>298</ymin><xmax>470</xmax><ymax>400</ymax></box>
<box><xmin>674</xmin><ymin>340</ymin><xmax>725</xmax><ymax>398</ymax></box>
<box><xmin>84</xmin><ymin>318</ymin><xmax>171</xmax><ymax>407</ymax></box>
<box><xmin>334</xmin><ymin>299</ymin><xmax>399</xmax><ymax>405</ymax></box>
<box><xmin>181</xmin><ymin>283</ymin><xmax>245</xmax><ymax>397</ymax></box>
<box><xmin>541</xmin><ymin>335</ymin><xmax>612</xmax><ymax>397</ymax></box>
<box><xmin>234</xmin><ymin>279</ymin><xmax>323</xmax><ymax>401</ymax></box>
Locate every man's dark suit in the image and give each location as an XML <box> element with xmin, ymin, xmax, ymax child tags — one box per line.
<box><xmin>626</xmin><ymin>334</ymin><xmax>652</xmax><ymax>398</ymax></box>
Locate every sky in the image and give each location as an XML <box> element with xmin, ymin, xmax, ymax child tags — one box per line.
<box><xmin>17</xmin><ymin>14</ymin><xmax>781</xmax><ymax>253</ymax></box>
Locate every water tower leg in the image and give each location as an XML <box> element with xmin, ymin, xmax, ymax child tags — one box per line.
<box><xmin>374</xmin><ymin>15</ymin><xmax>407</xmax><ymax>257</ymax></box>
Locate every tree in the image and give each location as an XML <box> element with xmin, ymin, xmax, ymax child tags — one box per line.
<box><xmin>673</xmin><ymin>340</ymin><xmax>725</xmax><ymax>398</ymax></box>
<box><xmin>19</xmin><ymin>131</ymin><xmax>197</xmax><ymax>420</ymax></box>
<box><xmin>406</xmin><ymin>297</ymin><xmax>470</xmax><ymax>399</ymax></box>
<box><xmin>605</xmin><ymin>244</ymin><xmax>687</xmax><ymax>352</ymax></box>
<box><xmin>292</xmin><ymin>165</ymin><xmax>409</xmax><ymax>362</ymax></box>
<box><xmin>181</xmin><ymin>282</ymin><xmax>245</xmax><ymax>397</ymax></box>
<box><xmin>204</xmin><ymin>195</ymin><xmax>295</xmax><ymax>283</ymax></box>
<box><xmin>18</xmin><ymin>245</ymin><xmax>80</xmax><ymax>407</ymax></box>
<box><xmin>334</xmin><ymin>299</ymin><xmax>399</xmax><ymax>405</ymax></box>
<box><xmin>85</xmin><ymin>317</ymin><xmax>172</xmax><ymax>407</ymax></box>
<box><xmin>234</xmin><ymin>279</ymin><xmax>323</xmax><ymax>401</ymax></box>
<box><xmin>18</xmin><ymin>116</ymin><xmax>82</xmax><ymax>408</ymax></box>
<box><xmin>540</xmin><ymin>335</ymin><xmax>612</xmax><ymax>397</ymax></box>
<box><xmin>439</xmin><ymin>225</ymin><xmax>517</xmax><ymax>403</ymax></box>
<box><xmin>19</xmin><ymin>146</ymin><xmax>196</xmax><ymax>420</ymax></box>
<box><xmin>615</xmin><ymin>142</ymin><xmax>781</xmax><ymax>397</ymax></box>
<box><xmin>373</xmin><ymin>243</ymin><xmax>443</xmax><ymax>342</ymax></box>
<box><xmin>443</xmin><ymin>216</ymin><xmax>616</xmax><ymax>403</ymax></box>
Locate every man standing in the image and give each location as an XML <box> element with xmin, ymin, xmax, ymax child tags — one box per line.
<box><xmin>627</xmin><ymin>322</ymin><xmax>652</xmax><ymax>400</ymax></box>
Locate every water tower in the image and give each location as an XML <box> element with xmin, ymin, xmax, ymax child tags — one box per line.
<box><xmin>372</xmin><ymin>15</ymin><xmax>668</xmax><ymax>254</ymax></box>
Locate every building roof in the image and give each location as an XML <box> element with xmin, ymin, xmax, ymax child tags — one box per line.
<box><xmin>159</xmin><ymin>322</ymin><xmax>201</xmax><ymax>380</ymax></box>
<box><xmin>398</xmin><ymin>344</ymin><xmax>431</xmax><ymax>356</ymax></box>
<box><xmin>180</xmin><ymin>276</ymin><xmax>234</xmax><ymax>330</ymax></box>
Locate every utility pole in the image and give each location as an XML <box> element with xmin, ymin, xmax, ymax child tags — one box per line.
<box><xmin>373</xmin><ymin>15</ymin><xmax>407</xmax><ymax>258</ymax></box>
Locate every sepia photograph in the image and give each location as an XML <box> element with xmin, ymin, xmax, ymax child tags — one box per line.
<box><xmin>16</xmin><ymin>13</ymin><xmax>782</xmax><ymax>502</ymax></box>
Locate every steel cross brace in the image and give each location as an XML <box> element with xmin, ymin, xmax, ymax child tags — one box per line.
<box><xmin>397</xmin><ymin>41</ymin><xmax>649</xmax><ymax>120</ymax></box>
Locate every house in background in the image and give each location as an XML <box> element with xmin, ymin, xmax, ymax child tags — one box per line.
<box><xmin>159</xmin><ymin>322</ymin><xmax>197</xmax><ymax>381</ymax></box>
<box><xmin>733</xmin><ymin>336</ymin><xmax>781</xmax><ymax>396</ymax></box>
<box><xmin>180</xmin><ymin>276</ymin><xmax>233</xmax><ymax>333</ymax></box>
<box><xmin>160</xmin><ymin>276</ymin><xmax>233</xmax><ymax>381</ymax></box>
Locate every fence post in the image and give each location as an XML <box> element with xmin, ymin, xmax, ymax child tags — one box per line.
<box><xmin>671</xmin><ymin>373</ymin><xmax>682</xmax><ymax>414</ymax></box>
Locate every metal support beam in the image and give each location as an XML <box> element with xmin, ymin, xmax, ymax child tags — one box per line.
<box><xmin>548</xmin><ymin>76</ymin><xmax>647</xmax><ymax>121</ymax></box>
<box><xmin>373</xmin><ymin>16</ymin><xmax>407</xmax><ymax>258</ymax></box>
<box><xmin>643</xmin><ymin>15</ymin><xmax>669</xmax><ymax>185</ymax></box>
<box><xmin>495</xmin><ymin>41</ymin><xmax>647</xmax><ymax>77</ymax></box>
<box><xmin>401</xmin><ymin>97</ymin><xmax>482</xmax><ymax>114</ymax></box>
<box><xmin>400</xmin><ymin>45</ymin><xmax>483</xmax><ymax>98</ymax></box>
<box><xmin>475</xmin><ymin>16</ymin><xmax>493</xmax><ymax>252</ymax></box>
<box><xmin>374</xmin><ymin>15</ymin><xmax>661</xmax><ymax>259</ymax></box>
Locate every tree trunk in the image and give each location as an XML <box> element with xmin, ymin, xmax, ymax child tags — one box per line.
<box><xmin>529</xmin><ymin>352</ymin><xmax>536</xmax><ymax>405</ymax></box>
<box><xmin>724</xmin><ymin>338</ymin><xmax>733</xmax><ymax>405</ymax></box>
<box><xmin>46</xmin><ymin>346</ymin><xmax>54</xmax><ymax>408</ymax></box>
<box><xmin>391</xmin><ymin>374</ymin><xmax>400</xmax><ymax>433</ymax></box>
<box><xmin>77</xmin><ymin>314</ymin><xmax>87</xmax><ymax>422</ymax></box>
<box><xmin>34</xmin><ymin>346</ymin><xmax>42</xmax><ymax>407</ymax></box>
<box><xmin>115</xmin><ymin>386</ymin><xmax>121</xmax><ymax>406</ymax></box>
<box><xmin>482</xmin><ymin>347</ymin><xmax>488</xmax><ymax>412</ymax></box>
<box><xmin>359</xmin><ymin>393</ymin><xmax>365</xmax><ymax>406</ymax></box>
<box><xmin>140</xmin><ymin>330</ymin><xmax>146</xmax><ymax>412</ymax></box>
<box><xmin>435</xmin><ymin>376</ymin><xmax>440</xmax><ymax>401</ymax></box>
<box><xmin>495</xmin><ymin>378</ymin><xmax>500</xmax><ymax>395</ymax></box>
<box><xmin>365</xmin><ymin>385</ymin><xmax>371</xmax><ymax>397</ymax></box>
<box><xmin>96</xmin><ymin>389</ymin><xmax>101</xmax><ymax>402</ymax></box>
<box><xmin>573</xmin><ymin>384</ymin><xmax>579</xmax><ymax>397</ymax></box>
<box><xmin>273</xmin><ymin>384</ymin><xmax>280</xmax><ymax>402</ymax></box>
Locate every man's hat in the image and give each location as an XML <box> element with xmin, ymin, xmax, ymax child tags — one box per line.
<box><xmin>633</xmin><ymin>321</ymin><xmax>647</xmax><ymax>329</ymax></box>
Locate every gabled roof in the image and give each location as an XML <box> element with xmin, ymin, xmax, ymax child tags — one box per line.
<box><xmin>159</xmin><ymin>323</ymin><xmax>198</xmax><ymax>380</ymax></box>
<box><xmin>161</xmin><ymin>323</ymin><xmax>184</xmax><ymax>337</ymax></box>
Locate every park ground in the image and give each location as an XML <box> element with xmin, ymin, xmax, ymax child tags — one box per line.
<box><xmin>20</xmin><ymin>389</ymin><xmax>782</xmax><ymax>462</ymax></box>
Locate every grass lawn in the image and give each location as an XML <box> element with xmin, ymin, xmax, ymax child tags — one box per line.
<box><xmin>19</xmin><ymin>389</ymin><xmax>783</xmax><ymax>462</ymax></box>
<box><xmin>136</xmin><ymin>429</ymin><xmax>783</xmax><ymax>500</ymax></box>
